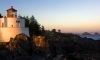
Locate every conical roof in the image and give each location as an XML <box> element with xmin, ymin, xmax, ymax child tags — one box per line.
<box><xmin>6</xmin><ymin>6</ymin><xmax>17</xmax><ymax>11</ymax></box>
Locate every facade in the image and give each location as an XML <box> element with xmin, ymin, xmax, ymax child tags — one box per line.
<box><xmin>0</xmin><ymin>6</ymin><xmax>29</xmax><ymax>42</ymax></box>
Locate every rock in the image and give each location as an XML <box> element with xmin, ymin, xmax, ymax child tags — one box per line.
<box><xmin>0</xmin><ymin>50</ymin><xmax>10</xmax><ymax>57</ymax></box>
<box><xmin>53</xmin><ymin>54</ymin><xmax>67</xmax><ymax>60</ymax></box>
<box><xmin>6</xmin><ymin>33</ymin><xmax>31</xmax><ymax>56</ymax></box>
<box><xmin>6</xmin><ymin>38</ymin><xmax>16</xmax><ymax>50</ymax></box>
<box><xmin>32</xmin><ymin>35</ymin><xmax>49</xmax><ymax>48</ymax></box>
<box><xmin>94</xmin><ymin>32</ymin><xmax>99</xmax><ymax>35</ymax></box>
<box><xmin>14</xmin><ymin>56</ymin><xmax>32</xmax><ymax>60</ymax></box>
<box><xmin>14</xmin><ymin>33</ymin><xmax>29</xmax><ymax>41</ymax></box>
<box><xmin>82</xmin><ymin>32</ymin><xmax>91</xmax><ymax>35</ymax></box>
<box><xmin>0</xmin><ymin>32</ymin><xmax>100</xmax><ymax>60</ymax></box>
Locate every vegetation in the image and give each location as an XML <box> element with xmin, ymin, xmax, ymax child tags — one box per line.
<box><xmin>21</xmin><ymin>15</ymin><xmax>61</xmax><ymax>36</ymax></box>
<box><xmin>0</xmin><ymin>13</ymin><xmax>47</xmax><ymax>36</ymax></box>
<box><xmin>51</xmin><ymin>29</ymin><xmax>56</xmax><ymax>33</ymax></box>
<box><xmin>0</xmin><ymin>13</ymin><xmax>59</xmax><ymax>36</ymax></box>
<box><xmin>0</xmin><ymin>13</ymin><xmax>3</xmax><ymax>18</ymax></box>
<box><xmin>18</xmin><ymin>15</ymin><xmax>45</xmax><ymax>36</ymax></box>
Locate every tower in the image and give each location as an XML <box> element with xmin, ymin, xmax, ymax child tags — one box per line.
<box><xmin>0</xmin><ymin>6</ymin><xmax>29</xmax><ymax>42</ymax></box>
<box><xmin>6</xmin><ymin>6</ymin><xmax>17</xmax><ymax>18</ymax></box>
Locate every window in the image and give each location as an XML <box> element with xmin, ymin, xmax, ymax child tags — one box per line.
<box><xmin>2</xmin><ymin>23</ymin><xmax>4</xmax><ymax>27</ymax></box>
<box><xmin>16</xmin><ymin>21</ymin><xmax>20</xmax><ymax>27</ymax></box>
<box><xmin>16</xmin><ymin>21</ymin><xmax>20</xmax><ymax>23</ymax></box>
<box><xmin>11</xmin><ymin>25</ymin><xmax>13</xmax><ymax>27</ymax></box>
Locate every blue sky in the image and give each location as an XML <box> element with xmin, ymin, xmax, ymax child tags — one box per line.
<box><xmin>0</xmin><ymin>0</ymin><xmax>100</xmax><ymax>33</ymax></box>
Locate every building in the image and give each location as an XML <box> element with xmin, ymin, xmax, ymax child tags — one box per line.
<box><xmin>0</xmin><ymin>6</ymin><xmax>29</xmax><ymax>42</ymax></box>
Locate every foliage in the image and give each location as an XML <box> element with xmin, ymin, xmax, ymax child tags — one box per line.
<box><xmin>58</xmin><ymin>29</ymin><xmax>61</xmax><ymax>33</ymax></box>
<box><xmin>24</xmin><ymin>16</ymin><xmax>29</xmax><ymax>27</ymax></box>
<box><xmin>41</xmin><ymin>25</ymin><xmax>45</xmax><ymax>34</ymax></box>
<box><xmin>0</xmin><ymin>13</ymin><xmax>3</xmax><ymax>18</ymax></box>
<box><xmin>29</xmin><ymin>15</ymin><xmax>41</xmax><ymax>36</ymax></box>
<box><xmin>21</xmin><ymin>15</ymin><xmax>45</xmax><ymax>36</ymax></box>
<box><xmin>51</xmin><ymin>29</ymin><xmax>56</xmax><ymax>33</ymax></box>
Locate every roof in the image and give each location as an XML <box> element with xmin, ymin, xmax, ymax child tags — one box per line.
<box><xmin>6</xmin><ymin>6</ymin><xmax>17</xmax><ymax>11</ymax></box>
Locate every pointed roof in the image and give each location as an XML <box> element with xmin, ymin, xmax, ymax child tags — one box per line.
<box><xmin>6</xmin><ymin>6</ymin><xmax>17</xmax><ymax>11</ymax></box>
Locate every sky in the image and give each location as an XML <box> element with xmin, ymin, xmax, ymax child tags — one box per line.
<box><xmin>0</xmin><ymin>0</ymin><xmax>100</xmax><ymax>33</ymax></box>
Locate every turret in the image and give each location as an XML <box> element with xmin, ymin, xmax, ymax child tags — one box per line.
<box><xmin>6</xmin><ymin>6</ymin><xmax>17</xmax><ymax>18</ymax></box>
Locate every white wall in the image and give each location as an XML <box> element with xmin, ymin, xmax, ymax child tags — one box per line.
<box><xmin>0</xmin><ymin>18</ymin><xmax>25</xmax><ymax>27</ymax></box>
<box><xmin>17</xmin><ymin>18</ymin><xmax>25</xmax><ymax>27</ymax></box>
<box><xmin>0</xmin><ymin>18</ymin><xmax>7</xmax><ymax>27</ymax></box>
<box><xmin>7</xmin><ymin>18</ymin><xmax>17</xmax><ymax>27</ymax></box>
<box><xmin>0</xmin><ymin>27</ymin><xmax>29</xmax><ymax>42</ymax></box>
<box><xmin>0</xmin><ymin>17</ymin><xmax>29</xmax><ymax>42</ymax></box>
<box><xmin>0</xmin><ymin>18</ymin><xmax>5</xmax><ymax>27</ymax></box>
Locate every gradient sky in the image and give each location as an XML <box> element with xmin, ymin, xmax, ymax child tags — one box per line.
<box><xmin>0</xmin><ymin>0</ymin><xmax>100</xmax><ymax>33</ymax></box>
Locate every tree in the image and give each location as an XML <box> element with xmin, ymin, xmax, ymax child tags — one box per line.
<box><xmin>23</xmin><ymin>16</ymin><xmax>29</xmax><ymax>27</ymax></box>
<box><xmin>29</xmin><ymin>15</ymin><xmax>35</xmax><ymax>23</ymax></box>
<box><xmin>58</xmin><ymin>29</ymin><xmax>61</xmax><ymax>33</ymax></box>
<box><xmin>23</xmin><ymin>16</ymin><xmax>25</xmax><ymax>18</ymax></box>
<box><xmin>18</xmin><ymin>14</ymin><xmax>22</xmax><ymax>18</ymax></box>
<box><xmin>29</xmin><ymin>15</ymin><xmax>41</xmax><ymax>36</ymax></box>
<box><xmin>25</xmin><ymin>16</ymin><xmax>29</xmax><ymax>20</ymax></box>
<box><xmin>41</xmin><ymin>25</ymin><xmax>45</xmax><ymax>34</ymax></box>
<box><xmin>20</xmin><ymin>15</ymin><xmax>43</xmax><ymax>36</ymax></box>
<box><xmin>51</xmin><ymin>29</ymin><xmax>56</xmax><ymax>33</ymax></box>
<box><xmin>0</xmin><ymin>13</ymin><xmax>3</xmax><ymax>18</ymax></box>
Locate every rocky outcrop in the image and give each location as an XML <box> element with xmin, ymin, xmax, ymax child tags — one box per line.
<box><xmin>0</xmin><ymin>33</ymin><xmax>100</xmax><ymax>60</ymax></box>
<box><xmin>45</xmin><ymin>32</ymin><xmax>100</xmax><ymax>60</ymax></box>
<box><xmin>0</xmin><ymin>33</ymin><xmax>32</xmax><ymax>60</ymax></box>
<box><xmin>32</xmin><ymin>35</ymin><xmax>49</xmax><ymax>48</ymax></box>
<box><xmin>94</xmin><ymin>32</ymin><xmax>99</xmax><ymax>35</ymax></box>
<box><xmin>82</xmin><ymin>32</ymin><xmax>91</xmax><ymax>35</ymax></box>
<box><xmin>6</xmin><ymin>33</ymin><xmax>31</xmax><ymax>52</ymax></box>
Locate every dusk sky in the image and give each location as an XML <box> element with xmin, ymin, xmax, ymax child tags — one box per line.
<box><xmin>0</xmin><ymin>0</ymin><xmax>100</xmax><ymax>33</ymax></box>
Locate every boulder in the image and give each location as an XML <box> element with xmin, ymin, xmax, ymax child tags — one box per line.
<box><xmin>32</xmin><ymin>35</ymin><xmax>49</xmax><ymax>48</ymax></box>
<box><xmin>6</xmin><ymin>33</ymin><xmax>31</xmax><ymax>56</ymax></box>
